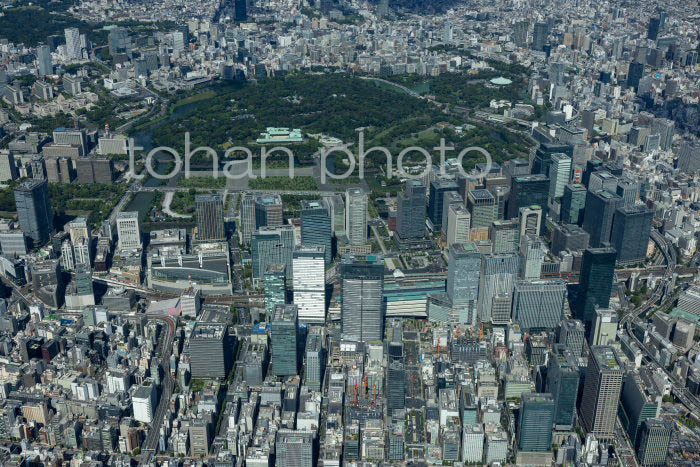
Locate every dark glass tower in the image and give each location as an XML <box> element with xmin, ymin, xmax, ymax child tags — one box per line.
<box><xmin>546</xmin><ymin>345</ymin><xmax>580</xmax><ymax>429</ymax></box>
<box><xmin>397</xmin><ymin>179</ymin><xmax>427</xmax><ymax>240</ymax></box>
<box><xmin>517</xmin><ymin>393</ymin><xmax>555</xmax><ymax>451</ymax></box>
<box><xmin>507</xmin><ymin>174</ymin><xmax>549</xmax><ymax>222</ymax></box>
<box><xmin>14</xmin><ymin>179</ymin><xmax>53</xmax><ymax>248</ymax></box>
<box><xmin>575</xmin><ymin>247</ymin><xmax>617</xmax><ymax>327</ymax></box>
<box><xmin>610</xmin><ymin>204</ymin><xmax>654</xmax><ymax>265</ymax></box>
<box><xmin>428</xmin><ymin>178</ymin><xmax>458</xmax><ymax>232</ymax></box>
<box><xmin>271</xmin><ymin>304</ymin><xmax>299</xmax><ymax>376</ymax></box>
<box><xmin>582</xmin><ymin>190</ymin><xmax>623</xmax><ymax>248</ymax></box>
<box><xmin>300</xmin><ymin>199</ymin><xmax>332</xmax><ymax>264</ymax></box>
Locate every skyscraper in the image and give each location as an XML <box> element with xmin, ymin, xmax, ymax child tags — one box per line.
<box><xmin>271</xmin><ymin>304</ymin><xmax>298</xmax><ymax>376</ymax></box>
<box><xmin>590</xmin><ymin>307</ymin><xmax>619</xmax><ymax>346</ymax></box>
<box><xmin>396</xmin><ymin>179</ymin><xmax>427</xmax><ymax>240</ymax></box>
<box><xmin>254</xmin><ymin>195</ymin><xmax>283</xmax><ymax>229</ymax></box>
<box><xmin>677</xmin><ymin>143</ymin><xmax>700</xmax><ymax>173</ymax></box>
<box><xmin>580</xmin><ymin>346</ymin><xmax>624</xmax><ymax>440</ymax></box>
<box><xmin>304</xmin><ymin>332</ymin><xmax>325</xmax><ymax>391</ymax></box>
<box><xmin>518</xmin><ymin>205</ymin><xmax>543</xmax><ymax>239</ymax></box>
<box><xmin>64</xmin><ymin>27</ymin><xmax>81</xmax><ymax>60</ymax></box>
<box><xmin>292</xmin><ymin>246</ymin><xmax>326</xmax><ymax>324</ymax></box>
<box><xmin>345</xmin><ymin>188</ymin><xmax>368</xmax><ymax>246</ymax></box>
<box><xmin>195</xmin><ymin>194</ymin><xmax>225</xmax><ymax>241</ymax></box>
<box><xmin>551</xmin><ymin>223</ymin><xmax>589</xmax><ymax>256</ymax></box>
<box><xmin>300</xmin><ymin>199</ymin><xmax>332</xmax><ymax>264</ymax></box>
<box><xmin>252</xmin><ymin>225</ymin><xmax>295</xmax><ymax>281</ymax></box>
<box><xmin>575</xmin><ymin>247</ymin><xmax>617</xmax><ymax>327</ymax></box>
<box><xmin>116</xmin><ymin>211</ymin><xmax>141</xmax><ymax>250</ymax></box>
<box><xmin>428</xmin><ymin>178</ymin><xmax>458</xmax><ymax>232</ymax></box>
<box><xmin>276</xmin><ymin>430</ymin><xmax>314</xmax><ymax>467</ymax></box>
<box><xmin>490</xmin><ymin>220</ymin><xmax>519</xmax><ymax>253</ymax></box>
<box><xmin>507</xmin><ymin>175</ymin><xmax>549</xmax><ymax>222</ymax></box>
<box><xmin>619</xmin><ymin>372</ymin><xmax>662</xmax><ymax>446</ymax></box>
<box><xmin>561</xmin><ymin>183</ymin><xmax>587</xmax><ymax>225</ymax></box>
<box><xmin>36</xmin><ymin>45</ymin><xmax>52</xmax><ymax>76</ymax></box>
<box><xmin>513</xmin><ymin>20</ymin><xmax>529</xmax><ymax>47</ymax></box>
<box><xmin>518</xmin><ymin>234</ymin><xmax>544</xmax><ymax>280</ymax></box>
<box><xmin>549</xmin><ymin>153</ymin><xmax>572</xmax><ymax>199</ymax></box>
<box><xmin>582</xmin><ymin>190</ymin><xmax>623</xmax><ymax>248</ymax></box>
<box><xmin>627</xmin><ymin>62</ymin><xmax>645</xmax><ymax>91</ymax></box>
<box><xmin>446</xmin><ymin>205</ymin><xmax>470</xmax><ymax>248</ymax></box>
<box><xmin>467</xmin><ymin>189</ymin><xmax>497</xmax><ymax>229</ymax></box>
<box><xmin>14</xmin><ymin>179</ymin><xmax>53</xmax><ymax>248</ymax></box>
<box><xmin>546</xmin><ymin>346</ymin><xmax>580</xmax><ymax>429</ymax></box>
<box><xmin>234</xmin><ymin>0</ymin><xmax>248</xmax><ymax>21</ymax></box>
<box><xmin>341</xmin><ymin>255</ymin><xmax>384</xmax><ymax>343</ymax></box>
<box><xmin>647</xmin><ymin>17</ymin><xmax>660</xmax><ymax>40</ymax></box>
<box><xmin>636</xmin><ymin>419</ymin><xmax>671</xmax><ymax>467</ymax></box>
<box><xmin>189</xmin><ymin>323</ymin><xmax>232</xmax><ymax>379</ymax></box>
<box><xmin>240</xmin><ymin>193</ymin><xmax>255</xmax><ymax>244</ymax></box>
<box><xmin>512</xmin><ymin>279</ymin><xmax>567</xmax><ymax>331</ymax></box>
<box><xmin>610</xmin><ymin>204</ymin><xmax>653</xmax><ymax>265</ymax></box>
<box><xmin>442</xmin><ymin>191</ymin><xmax>463</xmax><ymax>233</ymax></box>
<box><xmin>557</xmin><ymin>319</ymin><xmax>586</xmax><ymax>356</ymax></box>
<box><xmin>532</xmin><ymin>22</ymin><xmax>549</xmax><ymax>51</ymax></box>
<box><xmin>264</xmin><ymin>264</ymin><xmax>286</xmax><ymax>316</ymax></box>
<box><xmin>517</xmin><ymin>393</ymin><xmax>555</xmax><ymax>451</ymax></box>
<box><xmin>447</xmin><ymin>243</ymin><xmax>481</xmax><ymax>326</ymax></box>
<box><xmin>387</xmin><ymin>362</ymin><xmax>406</xmax><ymax>413</ymax></box>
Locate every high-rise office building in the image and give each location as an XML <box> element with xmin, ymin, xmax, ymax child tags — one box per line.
<box><xmin>132</xmin><ymin>383</ymin><xmax>157</xmax><ymax>424</ymax></box>
<box><xmin>513</xmin><ymin>20</ymin><xmax>529</xmax><ymax>47</ymax></box>
<box><xmin>264</xmin><ymin>264</ymin><xmax>286</xmax><ymax>316</ymax></box>
<box><xmin>116</xmin><ymin>211</ymin><xmax>141</xmax><ymax>250</ymax></box>
<box><xmin>447</xmin><ymin>243</ymin><xmax>481</xmax><ymax>326</ymax></box>
<box><xmin>561</xmin><ymin>183</ymin><xmax>587</xmax><ymax>225</ymax></box>
<box><xmin>304</xmin><ymin>332</ymin><xmax>325</xmax><ymax>391</ymax></box>
<box><xmin>627</xmin><ymin>62</ymin><xmax>645</xmax><ymax>91</ymax></box>
<box><xmin>518</xmin><ymin>205</ymin><xmax>543</xmax><ymax>239</ymax></box>
<box><xmin>580</xmin><ymin>346</ymin><xmax>624</xmax><ymax>440</ymax></box>
<box><xmin>341</xmin><ymin>255</ymin><xmax>384</xmax><ymax>342</ymax></box>
<box><xmin>518</xmin><ymin>393</ymin><xmax>555</xmax><ymax>451</ymax></box>
<box><xmin>428</xmin><ymin>178</ymin><xmax>458</xmax><ymax>232</ymax></box>
<box><xmin>557</xmin><ymin>319</ymin><xmax>586</xmax><ymax>356</ymax></box>
<box><xmin>37</xmin><ymin>45</ymin><xmax>52</xmax><ymax>76</ymax></box>
<box><xmin>326</xmin><ymin>193</ymin><xmax>345</xmax><ymax>237</ymax></box>
<box><xmin>467</xmin><ymin>189</ymin><xmax>497</xmax><ymax>229</ymax></box>
<box><xmin>532</xmin><ymin>22</ymin><xmax>549</xmax><ymax>51</ymax></box>
<box><xmin>549</xmin><ymin>153</ymin><xmax>571</xmax><ymax>199</ymax></box>
<box><xmin>551</xmin><ymin>223</ymin><xmax>590</xmax><ymax>255</ymax></box>
<box><xmin>636</xmin><ymin>419</ymin><xmax>671</xmax><ymax>467</ymax></box>
<box><xmin>252</xmin><ymin>225</ymin><xmax>295</xmax><ymax>281</ymax></box>
<box><xmin>512</xmin><ymin>279</ymin><xmax>567</xmax><ymax>331</ymax></box>
<box><xmin>396</xmin><ymin>179</ymin><xmax>427</xmax><ymax>240</ymax></box>
<box><xmin>519</xmin><ymin>234</ymin><xmax>544</xmax><ymax>280</ymax></box>
<box><xmin>189</xmin><ymin>323</ymin><xmax>232</xmax><ymax>379</ymax></box>
<box><xmin>292</xmin><ymin>246</ymin><xmax>326</xmax><ymax>324</ymax></box>
<box><xmin>490</xmin><ymin>220</ymin><xmax>519</xmax><ymax>253</ymax></box>
<box><xmin>195</xmin><ymin>194</ymin><xmax>225</xmax><ymax>241</ymax></box>
<box><xmin>546</xmin><ymin>346</ymin><xmax>580</xmax><ymax>429</ymax></box>
<box><xmin>442</xmin><ymin>191</ymin><xmax>463</xmax><ymax>233</ymax></box>
<box><xmin>254</xmin><ymin>195</ymin><xmax>283</xmax><ymax>229</ymax></box>
<box><xmin>590</xmin><ymin>308</ymin><xmax>619</xmax><ymax>346</ymax></box>
<box><xmin>647</xmin><ymin>17</ymin><xmax>660</xmax><ymax>40</ymax></box>
<box><xmin>575</xmin><ymin>247</ymin><xmax>617</xmax><ymax>326</ymax></box>
<box><xmin>387</xmin><ymin>362</ymin><xmax>406</xmax><ymax>413</ymax></box>
<box><xmin>271</xmin><ymin>304</ymin><xmax>299</xmax><ymax>376</ymax></box>
<box><xmin>582</xmin><ymin>190</ymin><xmax>623</xmax><ymax>248</ymax></box>
<box><xmin>276</xmin><ymin>430</ymin><xmax>314</xmax><ymax>467</ymax></box>
<box><xmin>300</xmin><ymin>199</ymin><xmax>332</xmax><ymax>264</ymax></box>
<box><xmin>651</xmin><ymin>118</ymin><xmax>674</xmax><ymax>151</ymax></box>
<box><xmin>619</xmin><ymin>372</ymin><xmax>662</xmax><ymax>446</ymax></box>
<box><xmin>345</xmin><ymin>188</ymin><xmax>368</xmax><ymax>246</ymax></box>
<box><xmin>479</xmin><ymin>273</ymin><xmax>514</xmax><ymax>324</ymax></box>
<box><xmin>14</xmin><ymin>179</ymin><xmax>53</xmax><ymax>248</ymax></box>
<box><xmin>64</xmin><ymin>27</ymin><xmax>81</xmax><ymax>60</ymax></box>
<box><xmin>0</xmin><ymin>150</ymin><xmax>17</xmax><ymax>182</ymax></box>
<box><xmin>240</xmin><ymin>193</ymin><xmax>255</xmax><ymax>244</ymax></box>
<box><xmin>507</xmin><ymin>175</ymin><xmax>549</xmax><ymax>223</ymax></box>
<box><xmin>610</xmin><ymin>204</ymin><xmax>653</xmax><ymax>265</ymax></box>
<box><xmin>677</xmin><ymin>143</ymin><xmax>700</xmax><ymax>173</ymax></box>
<box><xmin>446</xmin><ymin>205</ymin><xmax>470</xmax><ymax>248</ymax></box>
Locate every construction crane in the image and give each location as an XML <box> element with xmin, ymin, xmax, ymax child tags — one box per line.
<box><xmin>354</xmin><ymin>382</ymin><xmax>358</xmax><ymax>406</ymax></box>
<box><xmin>437</xmin><ymin>337</ymin><xmax>441</xmax><ymax>358</ymax></box>
<box><xmin>363</xmin><ymin>374</ymin><xmax>368</xmax><ymax>395</ymax></box>
<box><xmin>373</xmin><ymin>383</ymin><xmax>377</xmax><ymax>407</ymax></box>
<box><xmin>479</xmin><ymin>322</ymin><xmax>484</xmax><ymax>340</ymax></box>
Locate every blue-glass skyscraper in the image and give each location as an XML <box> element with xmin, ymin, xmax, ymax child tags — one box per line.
<box><xmin>428</xmin><ymin>178</ymin><xmax>458</xmax><ymax>232</ymax></box>
<box><xmin>518</xmin><ymin>393</ymin><xmax>555</xmax><ymax>451</ymax></box>
<box><xmin>300</xmin><ymin>199</ymin><xmax>332</xmax><ymax>265</ymax></box>
<box><xmin>575</xmin><ymin>247</ymin><xmax>617</xmax><ymax>327</ymax></box>
<box><xmin>447</xmin><ymin>243</ymin><xmax>481</xmax><ymax>326</ymax></box>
